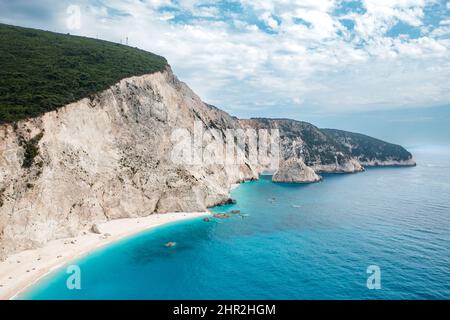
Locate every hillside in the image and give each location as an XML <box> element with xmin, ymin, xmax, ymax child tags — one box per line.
<box><xmin>322</xmin><ymin>129</ymin><xmax>415</xmax><ymax>165</ymax></box>
<box><xmin>0</xmin><ymin>24</ymin><xmax>167</xmax><ymax>123</ymax></box>
<box><xmin>241</xmin><ymin>118</ymin><xmax>359</xmax><ymax>171</ymax></box>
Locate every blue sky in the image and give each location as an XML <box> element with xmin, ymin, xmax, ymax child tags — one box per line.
<box><xmin>1</xmin><ymin>0</ymin><xmax>449</xmax><ymax>145</ymax></box>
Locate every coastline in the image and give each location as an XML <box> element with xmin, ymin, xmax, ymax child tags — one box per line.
<box><xmin>230</xmin><ymin>183</ymin><xmax>241</xmax><ymax>190</ymax></box>
<box><xmin>360</xmin><ymin>158</ymin><xmax>417</xmax><ymax>167</ymax></box>
<box><xmin>0</xmin><ymin>211</ymin><xmax>210</xmax><ymax>300</ymax></box>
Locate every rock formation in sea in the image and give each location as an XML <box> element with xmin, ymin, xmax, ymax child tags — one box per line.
<box><xmin>272</xmin><ymin>158</ymin><xmax>322</xmax><ymax>183</ymax></box>
<box><xmin>0</xmin><ymin>25</ymin><xmax>416</xmax><ymax>260</ymax></box>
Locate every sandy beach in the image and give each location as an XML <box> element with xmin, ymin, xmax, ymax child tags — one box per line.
<box><xmin>0</xmin><ymin>211</ymin><xmax>210</xmax><ymax>300</ymax></box>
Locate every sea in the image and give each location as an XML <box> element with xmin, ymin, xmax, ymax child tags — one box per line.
<box><xmin>21</xmin><ymin>147</ymin><xmax>450</xmax><ymax>299</ymax></box>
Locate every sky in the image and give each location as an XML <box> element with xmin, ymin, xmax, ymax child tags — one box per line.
<box><xmin>0</xmin><ymin>0</ymin><xmax>449</xmax><ymax>146</ymax></box>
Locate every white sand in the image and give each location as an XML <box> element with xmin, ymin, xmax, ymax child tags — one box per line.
<box><xmin>0</xmin><ymin>212</ymin><xmax>210</xmax><ymax>300</ymax></box>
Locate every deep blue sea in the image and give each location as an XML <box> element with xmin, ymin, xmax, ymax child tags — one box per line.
<box><xmin>22</xmin><ymin>148</ymin><xmax>450</xmax><ymax>299</ymax></box>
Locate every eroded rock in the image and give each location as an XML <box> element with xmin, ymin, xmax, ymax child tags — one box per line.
<box><xmin>273</xmin><ymin>158</ymin><xmax>321</xmax><ymax>183</ymax></box>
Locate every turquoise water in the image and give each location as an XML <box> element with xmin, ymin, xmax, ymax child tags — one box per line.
<box><xmin>22</xmin><ymin>149</ymin><xmax>450</xmax><ymax>299</ymax></box>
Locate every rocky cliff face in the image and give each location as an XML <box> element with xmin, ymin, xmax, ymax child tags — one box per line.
<box><xmin>238</xmin><ymin>118</ymin><xmax>416</xmax><ymax>183</ymax></box>
<box><xmin>0</xmin><ymin>67</ymin><xmax>257</xmax><ymax>260</ymax></box>
<box><xmin>322</xmin><ymin>129</ymin><xmax>416</xmax><ymax>167</ymax></box>
<box><xmin>241</xmin><ymin>118</ymin><xmax>364</xmax><ymax>173</ymax></box>
<box><xmin>240</xmin><ymin>118</ymin><xmax>365</xmax><ymax>177</ymax></box>
<box><xmin>0</xmin><ymin>68</ymin><xmax>415</xmax><ymax>260</ymax></box>
<box><xmin>272</xmin><ymin>158</ymin><xmax>322</xmax><ymax>183</ymax></box>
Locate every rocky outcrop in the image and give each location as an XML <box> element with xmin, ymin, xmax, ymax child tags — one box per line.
<box><xmin>240</xmin><ymin>119</ymin><xmax>415</xmax><ymax>180</ymax></box>
<box><xmin>240</xmin><ymin>118</ymin><xmax>365</xmax><ymax>180</ymax></box>
<box><xmin>322</xmin><ymin>129</ymin><xmax>416</xmax><ymax>167</ymax></box>
<box><xmin>273</xmin><ymin>158</ymin><xmax>322</xmax><ymax>183</ymax></box>
<box><xmin>311</xmin><ymin>158</ymin><xmax>364</xmax><ymax>173</ymax></box>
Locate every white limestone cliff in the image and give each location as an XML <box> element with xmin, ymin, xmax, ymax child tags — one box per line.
<box><xmin>0</xmin><ymin>68</ymin><xmax>257</xmax><ymax>260</ymax></box>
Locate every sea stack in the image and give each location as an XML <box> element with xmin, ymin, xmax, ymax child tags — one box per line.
<box><xmin>273</xmin><ymin>158</ymin><xmax>322</xmax><ymax>183</ymax></box>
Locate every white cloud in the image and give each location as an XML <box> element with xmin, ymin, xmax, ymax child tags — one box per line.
<box><xmin>259</xmin><ymin>12</ymin><xmax>279</xmax><ymax>30</ymax></box>
<box><xmin>0</xmin><ymin>0</ymin><xmax>449</xmax><ymax>115</ymax></box>
<box><xmin>352</xmin><ymin>0</ymin><xmax>428</xmax><ymax>41</ymax></box>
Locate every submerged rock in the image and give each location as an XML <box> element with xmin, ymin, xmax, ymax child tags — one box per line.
<box><xmin>213</xmin><ymin>213</ymin><xmax>231</xmax><ymax>219</ymax></box>
<box><xmin>165</xmin><ymin>242</ymin><xmax>177</xmax><ymax>248</ymax></box>
<box><xmin>223</xmin><ymin>198</ymin><xmax>237</xmax><ymax>205</ymax></box>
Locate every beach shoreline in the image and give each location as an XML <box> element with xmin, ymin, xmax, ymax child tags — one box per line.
<box><xmin>0</xmin><ymin>211</ymin><xmax>210</xmax><ymax>300</ymax></box>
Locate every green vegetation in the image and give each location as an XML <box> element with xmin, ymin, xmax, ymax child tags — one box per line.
<box><xmin>252</xmin><ymin>118</ymin><xmax>351</xmax><ymax>165</ymax></box>
<box><xmin>0</xmin><ymin>187</ymin><xmax>4</xmax><ymax>207</ymax></box>
<box><xmin>322</xmin><ymin>129</ymin><xmax>412</xmax><ymax>161</ymax></box>
<box><xmin>0</xmin><ymin>24</ymin><xmax>167</xmax><ymax>123</ymax></box>
<box><xmin>21</xmin><ymin>132</ymin><xmax>44</xmax><ymax>168</ymax></box>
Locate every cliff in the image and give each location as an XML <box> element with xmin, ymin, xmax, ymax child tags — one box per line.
<box><xmin>0</xmin><ymin>25</ymin><xmax>416</xmax><ymax>260</ymax></box>
<box><xmin>0</xmin><ymin>68</ymin><xmax>257</xmax><ymax>260</ymax></box>
<box><xmin>0</xmin><ymin>69</ymin><xmax>416</xmax><ymax>260</ymax></box>
<box><xmin>272</xmin><ymin>158</ymin><xmax>322</xmax><ymax>183</ymax></box>
<box><xmin>322</xmin><ymin>129</ymin><xmax>416</xmax><ymax>167</ymax></box>
<box><xmin>0</xmin><ymin>23</ymin><xmax>167</xmax><ymax>123</ymax></box>
<box><xmin>240</xmin><ymin>118</ymin><xmax>365</xmax><ymax>174</ymax></box>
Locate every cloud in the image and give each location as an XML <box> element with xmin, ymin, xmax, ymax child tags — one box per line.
<box><xmin>259</xmin><ymin>12</ymin><xmax>279</xmax><ymax>30</ymax></box>
<box><xmin>0</xmin><ymin>0</ymin><xmax>449</xmax><ymax>117</ymax></box>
